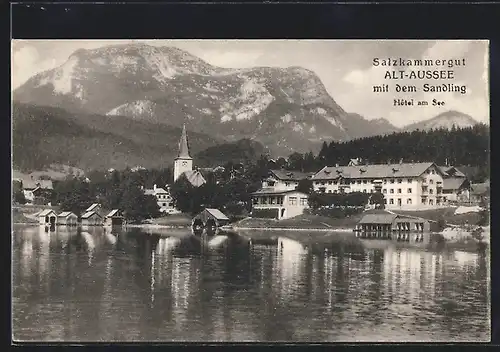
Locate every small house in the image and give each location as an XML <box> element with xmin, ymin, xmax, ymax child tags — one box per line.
<box><xmin>251</xmin><ymin>189</ymin><xmax>309</xmax><ymax>220</ymax></box>
<box><xmin>81</xmin><ymin>211</ymin><xmax>103</xmax><ymax>226</ymax></box>
<box><xmin>104</xmin><ymin>209</ymin><xmax>124</xmax><ymax>227</ymax></box>
<box><xmin>57</xmin><ymin>211</ymin><xmax>78</xmax><ymax>226</ymax></box>
<box><xmin>192</xmin><ymin>208</ymin><xmax>230</xmax><ymax>229</ymax></box>
<box><xmin>38</xmin><ymin>209</ymin><xmax>58</xmax><ymax>226</ymax></box>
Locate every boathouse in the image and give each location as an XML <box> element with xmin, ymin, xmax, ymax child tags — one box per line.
<box><xmin>104</xmin><ymin>209</ymin><xmax>124</xmax><ymax>227</ymax></box>
<box><xmin>192</xmin><ymin>208</ymin><xmax>230</xmax><ymax>229</ymax></box>
<box><xmin>57</xmin><ymin>211</ymin><xmax>78</xmax><ymax>226</ymax></box>
<box><xmin>81</xmin><ymin>211</ymin><xmax>103</xmax><ymax>226</ymax></box>
<box><xmin>355</xmin><ymin>213</ymin><xmax>430</xmax><ymax>232</ymax></box>
<box><xmin>38</xmin><ymin>209</ymin><xmax>58</xmax><ymax>226</ymax></box>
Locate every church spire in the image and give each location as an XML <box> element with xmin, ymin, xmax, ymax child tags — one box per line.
<box><xmin>177</xmin><ymin>124</ymin><xmax>192</xmax><ymax>159</ymax></box>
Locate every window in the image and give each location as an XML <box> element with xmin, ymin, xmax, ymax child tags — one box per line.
<box><xmin>300</xmin><ymin>198</ymin><xmax>308</xmax><ymax>206</ymax></box>
<box><xmin>431</xmin><ymin>170</ymin><xmax>435</xmax><ymax>175</ymax></box>
<box><xmin>169</xmin><ymin>203</ymin><xmax>173</xmax><ymax>207</ymax></box>
<box><xmin>429</xmin><ymin>189</ymin><xmax>433</xmax><ymax>194</ymax></box>
<box><xmin>397</xmin><ymin>189</ymin><xmax>402</xmax><ymax>193</ymax></box>
<box><xmin>383</xmin><ymin>180</ymin><xmax>387</xmax><ymax>184</ymax></box>
<box><xmin>333</xmin><ymin>181</ymin><xmax>338</xmax><ymax>185</ymax></box>
<box><xmin>357</xmin><ymin>180</ymin><xmax>362</xmax><ymax>184</ymax></box>
<box><xmin>285</xmin><ymin>182</ymin><xmax>290</xmax><ymax>187</ymax></box>
<box><xmin>315</xmin><ymin>181</ymin><xmax>320</xmax><ymax>185</ymax></box>
<box><xmin>383</xmin><ymin>189</ymin><xmax>387</xmax><ymax>194</ymax></box>
<box><xmin>429</xmin><ymin>199</ymin><xmax>434</xmax><ymax>205</ymax></box>
<box><xmin>262</xmin><ymin>197</ymin><xmax>268</xmax><ymax>205</ymax></box>
<box><xmin>443</xmin><ymin>197</ymin><xmax>447</xmax><ymax>202</ymax></box>
<box><xmin>427</xmin><ymin>170</ymin><xmax>431</xmax><ymax>174</ymax></box>
<box><xmin>389</xmin><ymin>198</ymin><xmax>394</xmax><ymax>204</ymax></box>
<box><xmin>328</xmin><ymin>190</ymin><xmax>332</xmax><ymax>193</ymax></box>
<box><xmin>370</xmin><ymin>189</ymin><xmax>374</xmax><ymax>193</ymax></box>
<box><xmin>289</xmin><ymin>197</ymin><xmax>297</xmax><ymax>206</ymax></box>
<box><xmin>397</xmin><ymin>179</ymin><xmax>402</xmax><ymax>184</ymax></box>
<box><xmin>328</xmin><ymin>181</ymin><xmax>332</xmax><ymax>185</ymax></box>
<box><xmin>319</xmin><ymin>187</ymin><xmax>326</xmax><ymax>193</ymax></box>
<box><xmin>421</xmin><ymin>197</ymin><xmax>427</xmax><ymax>204</ymax></box>
<box><xmin>363</xmin><ymin>180</ymin><xmax>368</xmax><ymax>184</ymax></box>
<box><xmin>351</xmin><ymin>180</ymin><xmax>356</xmax><ymax>185</ymax></box>
<box><xmin>407</xmin><ymin>199</ymin><xmax>412</xmax><ymax>205</ymax></box>
<box><xmin>390</xmin><ymin>189</ymin><xmax>394</xmax><ymax>194</ymax></box>
<box><xmin>408</xmin><ymin>188</ymin><xmax>412</xmax><ymax>193</ymax></box>
<box><xmin>384</xmin><ymin>199</ymin><xmax>387</xmax><ymax>204</ymax></box>
<box><xmin>321</xmin><ymin>182</ymin><xmax>326</xmax><ymax>186</ymax></box>
<box><xmin>271</xmin><ymin>197</ymin><xmax>277</xmax><ymax>204</ymax></box>
<box><xmin>390</xmin><ymin>179</ymin><xmax>395</xmax><ymax>184</ymax></box>
<box><xmin>430</xmin><ymin>179</ymin><xmax>434</xmax><ymax>184</ymax></box>
<box><xmin>278</xmin><ymin>197</ymin><xmax>284</xmax><ymax>205</ymax></box>
<box><xmin>363</xmin><ymin>190</ymin><xmax>366</xmax><ymax>193</ymax></box>
<box><xmin>407</xmin><ymin>179</ymin><xmax>413</xmax><ymax>183</ymax></box>
<box><xmin>162</xmin><ymin>203</ymin><xmax>167</xmax><ymax>206</ymax></box>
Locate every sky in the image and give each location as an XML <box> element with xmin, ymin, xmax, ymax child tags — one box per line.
<box><xmin>11</xmin><ymin>39</ymin><xmax>489</xmax><ymax>127</ymax></box>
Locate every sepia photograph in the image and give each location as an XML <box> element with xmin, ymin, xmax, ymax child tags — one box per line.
<box><xmin>11</xmin><ymin>39</ymin><xmax>490</xmax><ymax>342</ymax></box>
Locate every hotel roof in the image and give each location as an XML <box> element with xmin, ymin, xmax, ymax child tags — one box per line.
<box><xmin>269</xmin><ymin>169</ymin><xmax>315</xmax><ymax>181</ymax></box>
<box><xmin>311</xmin><ymin>162</ymin><xmax>439</xmax><ymax>180</ymax></box>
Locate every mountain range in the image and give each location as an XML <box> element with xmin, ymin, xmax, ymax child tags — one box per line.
<box><xmin>12</xmin><ymin>43</ymin><xmax>484</xmax><ymax>172</ymax></box>
<box><xmin>403</xmin><ymin>110</ymin><xmax>480</xmax><ymax>132</ymax></box>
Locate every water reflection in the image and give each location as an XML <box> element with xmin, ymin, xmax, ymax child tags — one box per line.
<box><xmin>12</xmin><ymin>225</ymin><xmax>490</xmax><ymax>342</ymax></box>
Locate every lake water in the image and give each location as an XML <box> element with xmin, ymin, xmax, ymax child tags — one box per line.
<box><xmin>12</xmin><ymin>225</ymin><xmax>490</xmax><ymax>343</ymax></box>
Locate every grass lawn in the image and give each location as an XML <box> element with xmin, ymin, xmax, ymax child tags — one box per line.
<box><xmin>235</xmin><ymin>213</ymin><xmax>368</xmax><ymax>230</ymax></box>
<box><xmin>391</xmin><ymin>207</ymin><xmax>483</xmax><ymax>226</ymax></box>
<box><xmin>150</xmin><ymin>213</ymin><xmax>192</xmax><ymax>226</ymax></box>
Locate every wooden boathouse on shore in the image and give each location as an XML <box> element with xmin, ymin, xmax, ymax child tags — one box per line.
<box><xmin>81</xmin><ymin>210</ymin><xmax>103</xmax><ymax>226</ymax></box>
<box><xmin>192</xmin><ymin>208</ymin><xmax>230</xmax><ymax>230</ymax></box>
<box><xmin>103</xmin><ymin>209</ymin><xmax>124</xmax><ymax>227</ymax></box>
<box><xmin>38</xmin><ymin>209</ymin><xmax>58</xmax><ymax>226</ymax></box>
<box><xmin>355</xmin><ymin>213</ymin><xmax>430</xmax><ymax>233</ymax></box>
<box><xmin>57</xmin><ymin>211</ymin><xmax>78</xmax><ymax>226</ymax></box>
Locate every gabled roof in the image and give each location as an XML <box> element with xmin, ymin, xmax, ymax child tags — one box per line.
<box><xmin>443</xmin><ymin>177</ymin><xmax>469</xmax><ymax>190</ymax></box>
<box><xmin>312</xmin><ymin>162</ymin><xmax>439</xmax><ymax>180</ymax></box>
<box><xmin>38</xmin><ymin>209</ymin><xmax>57</xmax><ymax>217</ymax></box>
<box><xmin>358</xmin><ymin>214</ymin><xmax>398</xmax><ymax>224</ymax></box>
<box><xmin>251</xmin><ymin>189</ymin><xmax>309</xmax><ymax>196</ymax></box>
<box><xmin>22</xmin><ymin>179</ymin><xmax>53</xmax><ymax>190</ymax></box>
<box><xmin>205</xmin><ymin>208</ymin><xmax>230</xmax><ymax>221</ymax></box>
<box><xmin>470</xmin><ymin>181</ymin><xmax>490</xmax><ymax>195</ymax></box>
<box><xmin>85</xmin><ymin>203</ymin><xmax>100</xmax><ymax>212</ymax></box>
<box><xmin>81</xmin><ymin>211</ymin><xmax>102</xmax><ymax>219</ymax></box>
<box><xmin>144</xmin><ymin>189</ymin><xmax>155</xmax><ymax>196</ymax></box>
<box><xmin>438</xmin><ymin>166</ymin><xmax>466</xmax><ymax>178</ymax></box>
<box><xmin>269</xmin><ymin>169</ymin><xmax>314</xmax><ymax>181</ymax></box>
<box><xmin>184</xmin><ymin>170</ymin><xmax>207</xmax><ymax>187</ymax></box>
<box><xmin>58</xmin><ymin>211</ymin><xmax>76</xmax><ymax>218</ymax></box>
<box><xmin>105</xmin><ymin>209</ymin><xmax>122</xmax><ymax>218</ymax></box>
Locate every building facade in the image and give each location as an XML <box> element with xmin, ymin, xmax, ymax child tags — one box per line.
<box><xmin>251</xmin><ymin>189</ymin><xmax>310</xmax><ymax>220</ymax></box>
<box><xmin>311</xmin><ymin>162</ymin><xmax>447</xmax><ymax>210</ymax></box>
<box><xmin>144</xmin><ymin>185</ymin><xmax>178</xmax><ymax>214</ymax></box>
<box><xmin>262</xmin><ymin>169</ymin><xmax>314</xmax><ymax>192</ymax></box>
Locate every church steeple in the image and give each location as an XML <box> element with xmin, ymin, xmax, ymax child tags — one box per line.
<box><xmin>176</xmin><ymin>124</ymin><xmax>192</xmax><ymax>160</ymax></box>
<box><xmin>173</xmin><ymin>124</ymin><xmax>194</xmax><ymax>183</ymax></box>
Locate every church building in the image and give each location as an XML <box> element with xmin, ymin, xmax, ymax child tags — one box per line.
<box><xmin>173</xmin><ymin>124</ymin><xmax>207</xmax><ymax>187</ymax></box>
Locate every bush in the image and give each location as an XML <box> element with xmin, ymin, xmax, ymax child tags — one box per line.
<box><xmin>251</xmin><ymin>208</ymin><xmax>279</xmax><ymax>219</ymax></box>
<box><xmin>308</xmin><ymin>192</ymin><xmax>370</xmax><ymax>209</ymax></box>
<box><xmin>305</xmin><ymin>206</ymin><xmax>364</xmax><ymax>218</ymax></box>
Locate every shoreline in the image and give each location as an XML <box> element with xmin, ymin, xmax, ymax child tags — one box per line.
<box><xmin>225</xmin><ymin>226</ymin><xmax>354</xmax><ymax>232</ymax></box>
